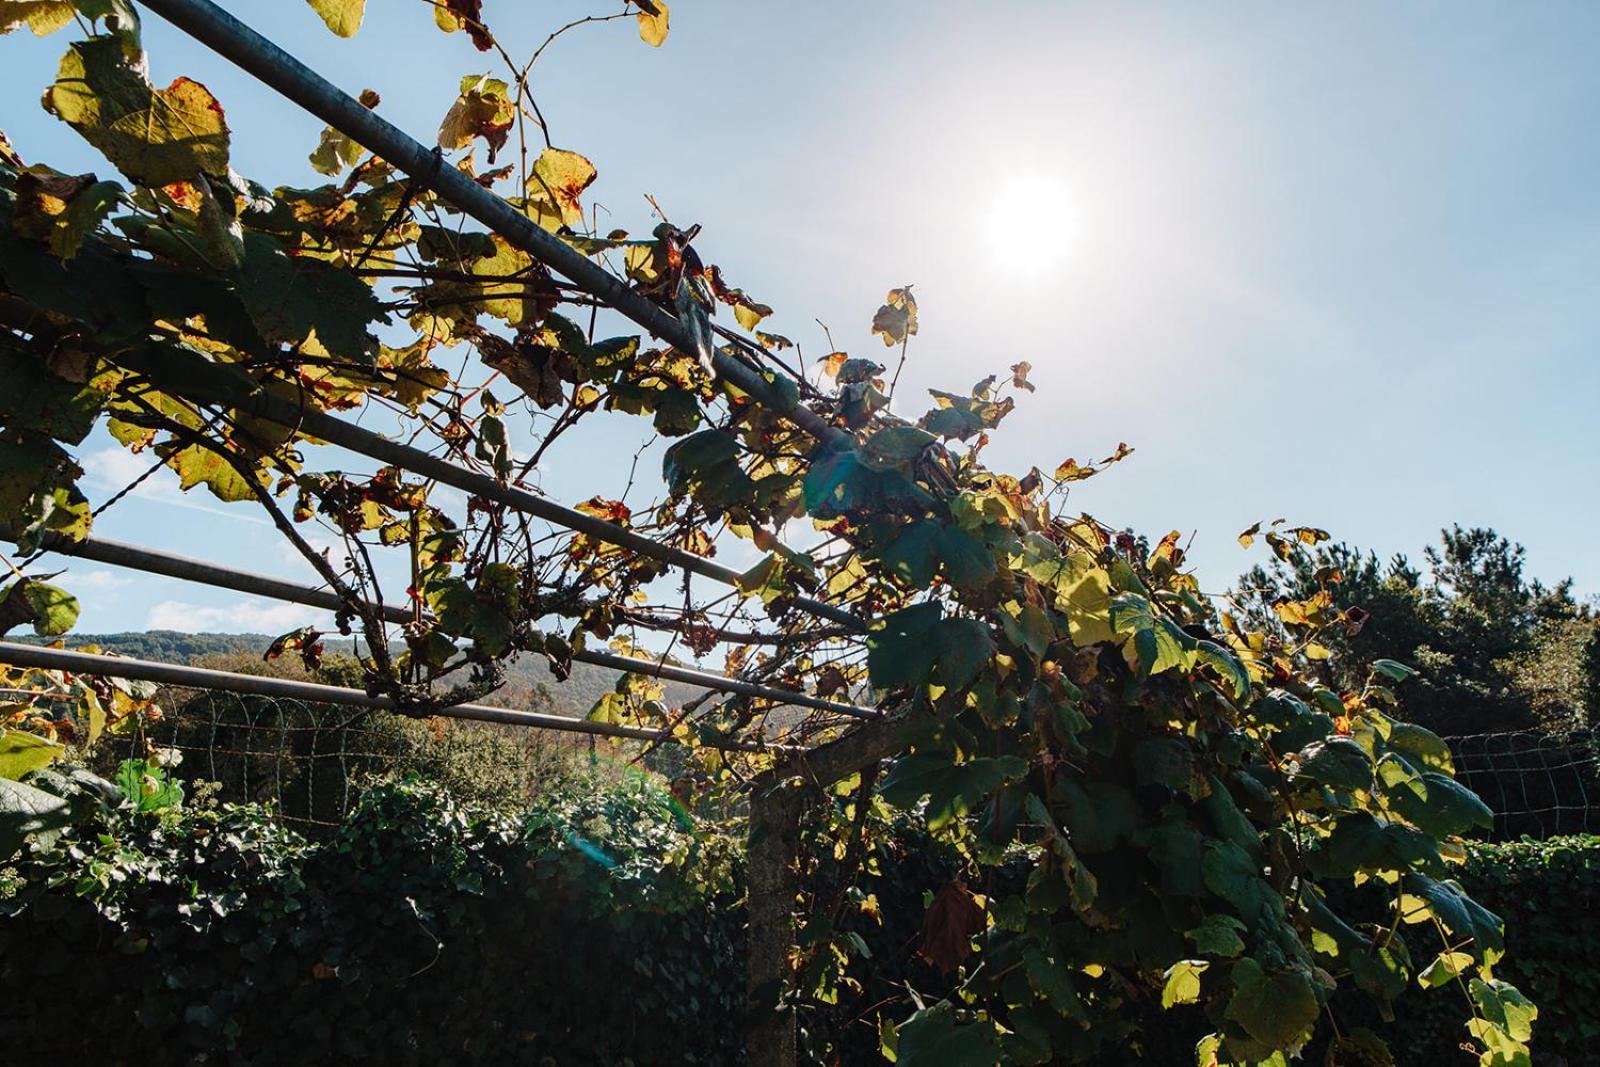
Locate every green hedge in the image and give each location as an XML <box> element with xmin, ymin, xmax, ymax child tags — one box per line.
<box><xmin>1379</xmin><ymin>834</ymin><xmax>1600</xmax><ymax>1064</ymax></box>
<box><xmin>5</xmin><ymin>770</ymin><xmax>1596</xmax><ymax>1065</ymax></box>
<box><xmin>0</xmin><ymin>774</ymin><xmax>746</xmax><ymax>1065</ymax></box>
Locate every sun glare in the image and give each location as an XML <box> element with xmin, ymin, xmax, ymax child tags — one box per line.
<box><xmin>984</xmin><ymin>173</ymin><xmax>1078</xmax><ymax>276</ymax></box>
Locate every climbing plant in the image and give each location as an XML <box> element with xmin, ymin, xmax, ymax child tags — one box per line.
<box><xmin>0</xmin><ymin>2</ymin><xmax>1534</xmax><ymax>1064</ymax></box>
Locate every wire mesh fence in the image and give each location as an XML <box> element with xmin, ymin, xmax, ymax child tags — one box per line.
<box><xmin>79</xmin><ymin>684</ymin><xmax>602</xmax><ymax>832</ymax></box>
<box><xmin>1445</xmin><ymin>730</ymin><xmax>1600</xmax><ymax>840</ymax></box>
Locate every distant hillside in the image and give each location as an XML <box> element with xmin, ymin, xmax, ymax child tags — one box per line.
<box><xmin>24</xmin><ymin>631</ymin><xmax>700</xmax><ymax>719</ymax></box>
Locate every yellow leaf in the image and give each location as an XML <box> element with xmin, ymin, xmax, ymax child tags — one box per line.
<box><xmin>0</xmin><ymin>0</ymin><xmax>75</xmax><ymax>36</ymax></box>
<box><xmin>527</xmin><ymin>147</ymin><xmax>597</xmax><ymax>227</ymax></box>
<box><xmin>44</xmin><ymin>39</ymin><xmax>232</xmax><ymax>187</ymax></box>
<box><xmin>306</xmin><ymin>0</ymin><xmax>364</xmax><ymax>37</ymax></box>
<box><xmin>1060</xmin><ymin>564</ymin><xmax>1115</xmax><ymax>647</ymax></box>
<box><xmin>636</xmin><ymin>0</ymin><xmax>669</xmax><ymax>46</ymax></box>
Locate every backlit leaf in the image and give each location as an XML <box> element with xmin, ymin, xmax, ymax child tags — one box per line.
<box><xmin>44</xmin><ymin>37</ymin><xmax>231</xmax><ymax>186</ymax></box>
<box><xmin>306</xmin><ymin>0</ymin><xmax>364</xmax><ymax>36</ymax></box>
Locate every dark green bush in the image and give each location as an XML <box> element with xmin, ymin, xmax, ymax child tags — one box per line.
<box><xmin>5</xmin><ymin>770</ymin><xmax>1596</xmax><ymax>1065</ymax></box>
<box><xmin>0</xmin><ymin>773</ymin><xmax>745</xmax><ymax>1065</ymax></box>
<box><xmin>1378</xmin><ymin>835</ymin><xmax>1600</xmax><ymax>1065</ymax></box>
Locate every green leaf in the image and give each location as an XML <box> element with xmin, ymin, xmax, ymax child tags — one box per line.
<box><xmin>1390</xmin><ymin>772</ymin><xmax>1494</xmax><ymax>837</ymax></box>
<box><xmin>0</xmin><ymin>728</ymin><xmax>66</xmax><ymax>779</ymax></box>
<box><xmin>934</xmin><ymin>618</ymin><xmax>992</xmax><ymax>690</ymax></box>
<box><xmin>866</xmin><ymin>602</ymin><xmax>942</xmax><ymax>688</ymax></box>
<box><xmin>113</xmin><ymin>757</ymin><xmax>183</xmax><ymax>812</ymax></box>
<box><xmin>937</xmin><ymin>526</ymin><xmax>996</xmax><ymax>590</ymax></box>
<box><xmin>44</xmin><ymin>36</ymin><xmax>231</xmax><ymax>186</ymax></box>
<box><xmin>1386</xmin><ymin>722</ymin><xmax>1455</xmax><ymax>774</ymax></box>
<box><xmin>1403</xmin><ymin>873</ymin><xmax>1504</xmax><ymax>960</ymax></box>
<box><xmin>155</xmin><ymin>441</ymin><xmax>255</xmax><ymax>503</ymax></box>
<box><xmin>1162</xmin><ymin>960</ymin><xmax>1209</xmax><ymax>1008</ymax></box>
<box><xmin>879</xmin><ymin>752</ymin><xmax>1028</xmax><ymax>833</ymax></box>
<box><xmin>10</xmin><ymin>170</ymin><xmax>124</xmax><ymax>259</ymax></box>
<box><xmin>0</xmin><ymin>774</ymin><xmax>73</xmax><ymax>856</ymax></box>
<box><xmin>1053</xmin><ymin>778</ymin><xmax>1140</xmax><ymax>854</ymax></box>
<box><xmin>861</xmin><ymin>424</ymin><xmax>937</xmax><ymax>468</ymax></box>
<box><xmin>237</xmin><ymin>232</ymin><xmax>383</xmax><ymax>363</ymax></box>
<box><xmin>1110</xmin><ymin>593</ymin><xmax>1195</xmax><ymax>677</ymax></box>
<box><xmin>1196</xmin><ymin>640</ymin><xmax>1251</xmax><ymax>702</ymax></box>
<box><xmin>306</xmin><ymin>0</ymin><xmax>364</xmax><ymax>36</ymax></box>
<box><xmin>1371</xmin><ymin>658</ymin><xmax>1417</xmax><ymax>683</ymax></box>
<box><xmin>3</xmin><ymin>579</ymin><xmax>80</xmax><ymax>636</ymax></box>
<box><xmin>1291</xmin><ymin>737</ymin><xmax>1373</xmax><ymax>792</ymax></box>
<box><xmin>309</xmin><ymin>125</ymin><xmax>363</xmax><ymax>175</ymax></box>
<box><xmin>881</xmin><ymin>520</ymin><xmax>940</xmax><ymax>589</ymax></box>
<box><xmin>1467</xmin><ymin>977</ymin><xmax>1536</xmax><ymax>1064</ymax></box>
<box><xmin>1202</xmin><ymin>840</ymin><xmax>1283</xmax><ymax>929</ymax></box>
<box><xmin>1186</xmin><ymin>914</ymin><xmax>1248</xmax><ymax>958</ymax></box>
<box><xmin>1223</xmin><ymin>957</ymin><xmax>1320</xmax><ymax>1051</ymax></box>
<box><xmin>892</xmin><ymin>1003</ymin><xmax>999</xmax><ymax>1067</ymax></box>
<box><xmin>1307</xmin><ymin>812</ymin><xmax>1445</xmax><ymax>879</ymax></box>
<box><xmin>1024</xmin><ymin>943</ymin><xmax>1085</xmax><ymax>1017</ymax></box>
<box><xmin>0</xmin><ymin>345</ymin><xmax>107</xmax><ymax>445</ymax></box>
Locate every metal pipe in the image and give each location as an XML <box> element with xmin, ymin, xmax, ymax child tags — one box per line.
<box><xmin>18</xmin><ymin>529</ymin><xmax>878</xmax><ymax>720</ymax></box>
<box><xmin>214</xmin><ymin>388</ymin><xmax>867</xmax><ymax>633</ymax></box>
<box><xmin>0</xmin><ymin>641</ymin><xmax>796</xmax><ymax>754</ymax></box>
<box><xmin>134</xmin><ymin>0</ymin><xmax>852</xmax><ymax>451</ymax></box>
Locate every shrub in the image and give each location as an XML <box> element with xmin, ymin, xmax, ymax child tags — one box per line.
<box><xmin>0</xmin><ymin>772</ymin><xmax>744</xmax><ymax>1065</ymax></box>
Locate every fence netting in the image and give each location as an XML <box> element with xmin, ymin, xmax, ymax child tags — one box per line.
<box><xmin>1445</xmin><ymin>730</ymin><xmax>1600</xmax><ymax>840</ymax></box>
<box><xmin>26</xmin><ymin>673</ymin><xmax>1599</xmax><ymax>841</ymax></box>
<box><xmin>81</xmin><ymin>684</ymin><xmax>599</xmax><ymax>831</ymax></box>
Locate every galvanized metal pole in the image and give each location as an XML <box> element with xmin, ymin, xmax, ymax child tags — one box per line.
<box><xmin>134</xmin><ymin>0</ymin><xmax>853</xmax><ymax>452</ymax></box>
<box><xmin>212</xmin><ymin>387</ymin><xmax>868</xmax><ymax>634</ymax></box>
<box><xmin>0</xmin><ymin>641</ymin><xmax>796</xmax><ymax>753</ymax></box>
<box><xmin>15</xmin><ymin>529</ymin><xmax>879</xmax><ymax>720</ymax></box>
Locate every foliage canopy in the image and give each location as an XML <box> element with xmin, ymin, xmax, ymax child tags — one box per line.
<box><xmin>0</xmin><ymin>2</ymin><xmax>1536</xmax><ymax>1063</ymax></box>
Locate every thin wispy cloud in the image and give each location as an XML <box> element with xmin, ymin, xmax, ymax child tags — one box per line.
<box><xmin>145</xmin><ymin>599</ymin><xmax>331</xmax><ymax>634</ymax></box>
<box><xmin>82</xmin><ymin>448</ymin><xmax>273</xmax><ymax>528</ymax></box>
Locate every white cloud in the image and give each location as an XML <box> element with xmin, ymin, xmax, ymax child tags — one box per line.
<box><xmin>64</xmin><ymin>569</ymin><xmax>134</xmax><ymax>590</ymax></box>
<box><xmin>80</xmin><ymin>447</ymin><xmax>272</xmax><ymax>526</ymax></box>
<box><xmin>145</xmin><ymin>598</ymin><xmax>331</xmax><ymax>634</ymax></box>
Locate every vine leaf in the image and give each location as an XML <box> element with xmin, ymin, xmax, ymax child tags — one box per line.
<box><xmin>871</xmin><ymin>285</ymin><xmax>917</xmax><ymax>346</ymax></box>
<box><xmin>0</xmin><ymin>0</ymin><xmax>75</xmax><ymax>36</ymax></box>
<box><xmin>1161</xmin><ymin>959</ymin><xmax>1208</xmax><ymax>1008</ymax></box>
<box><xmin>635</xmin><ymin>0</ymin><xmax>669</xmax><ymax>47</ymax></box>
<box><xmin>0</xmin><ymin>774</ymin><xmax>73</xmax><ymax>856</ymax></box>
<box><xmin>917</xmin><ymin>880</ymin><xmax>984</xmax><ymax>972</ymax></box>
<box><xmin>44</xmin><ymin>37</ymin><xmax>231</xmax><ymax>186</ymax></box>
<box><xmin>236</xmin><ymin>232</ymin><xmax>383</xmax><ymax>363</ymax></box>
<box><xmin>526</xmin><ymin>148</ymin><xmax>596</xmax><ymax>227</ymax></box>
<box><xmin>0</xmin><ymin>727</ymin><xmax>66</xmax><ymax>779</ymax></box>
<box><xmin>879</xmin><ymin>752</ymin><xmax>1026</xmax><ymax>832</ymax></box>
<box><xmin>434</xmin><ymin>0</ymin><xmax>492</xmax><ymax>50</ymax></box>
<box><xmin>11</xmin><ymin>169</ymin><xmax>123</xmax><ymax>259</ymax></box>
<box><xmin>0</xmin><ymin>578</ymin><xmax>80</xmax><ymax>637</ymax></box>
<box><xmin>154</xmin><ymin>442</ymin><xmax>254</xmax><ymax>503</ymax></box>
<box><xmin>1223</xmin><ymin>957</ymin><xmax>1320</xmax><ymax>1052</ymax></box>
<box><xmin>306</xmin><ymin>0</ymin><xmax>364</xmax><ymax>37</ymax></box>
<box><xmin>438</xmin><ymin>75</ymin><xmax>515</xmax><ymax>160</ymax></box>
<box><xmin>890</xmin><ymin>1002</ymin><xmax>999</xmax><ymax>1067</ymax></box>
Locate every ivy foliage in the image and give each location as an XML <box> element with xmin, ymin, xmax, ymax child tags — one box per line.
<box><xmin>1</xmin><ymin>771</ymin><xmax>744</xmax><ymax>1065</ymax></box>
<box><xmin>0</xmin><ymin>2</ymin><xmax>1537</xmax><ymax>1064</ymax></box>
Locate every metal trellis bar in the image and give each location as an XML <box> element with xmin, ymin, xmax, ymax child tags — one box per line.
<box><xmin>0</xmin><ymin>641</ymin><xmax>800</xmax><ymax>754</ymax></box>
<box><xmin>16</xmin><ymin>530</ymin><xmax>879</xmax><ymax>721</ymax></box>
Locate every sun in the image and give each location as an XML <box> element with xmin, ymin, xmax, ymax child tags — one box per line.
<box><xmin>983</xmin><ymin>173</ymin><xmax>1078</xmax><ymax>276</ymax></box>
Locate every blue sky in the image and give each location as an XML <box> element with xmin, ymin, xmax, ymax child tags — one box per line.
<box><xmin>4</xmin><ymin>1</ymin><xmax>1598</xmax><ymax>634</ymax></box>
